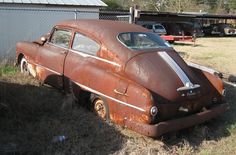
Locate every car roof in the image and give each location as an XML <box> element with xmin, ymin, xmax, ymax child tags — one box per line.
<box><xmin>56</xmin><ymin>19</ymin><xmax>149</xmax><ymax>62</ymax></box>
<box><xmin>56</xmin><ymin>19</ymin><xmax>148</xmax><ymax>39</ymax></box>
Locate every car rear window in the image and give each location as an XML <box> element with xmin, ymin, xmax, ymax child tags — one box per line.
<box><xmin>118</xmin><ymin>32</ymin><xmax>169</xmax><ymax>50</ymax></box>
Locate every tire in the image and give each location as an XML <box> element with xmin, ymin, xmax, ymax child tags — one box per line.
<box><xmin>69</xmin><ymin>81</ymin><xmax>110</xmax><ymax>121</ymax></box>
<box><xmin>90</xmin><ymin>94</ymin><xmax>110</xmax><ymax>121</ymax></box>
<box><xmin>20</xmin><ymin>57</ymin><xmax>30</xmax><ymax>75</ymax></box>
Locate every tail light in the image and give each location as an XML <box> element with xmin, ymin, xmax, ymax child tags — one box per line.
<box><xmin>150</xmin><ymin>106</ymin><xmax>158</xmax><ymax>116</ymax></box>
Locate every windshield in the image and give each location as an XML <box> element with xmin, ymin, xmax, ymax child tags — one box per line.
<box><xmin>118</xmin><ymin>32</ymin><xmax>169</xmax><ymax>50</ymax></box>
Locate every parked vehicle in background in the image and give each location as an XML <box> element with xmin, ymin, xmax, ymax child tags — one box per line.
<box><xmin>142</xmin><ymin>23</ymin><xmax>167</xmax><ymax>35</ymax></box>
<box><xmin>16</xmin><ymin>19</ymin><xmax>228</xmax><ymax>137</ymax></box>
<box><xmin>176</xmin><ymin>22</ymin><xmax>204</xmax><ymax>37</ymax></box>
<box><xmin>161</xmin><ymin>22</ymin><xmax>183</xmax><ymax>36</ymax></box>
<box><xmin>203</xmin><ymin>23</ymin><xmax>236</xmax><ymax>36</ymax></box>
<box><xmin>141</xmin><ymin>22</ymin><xmax>193</xmax><ymax>43</ymax></box>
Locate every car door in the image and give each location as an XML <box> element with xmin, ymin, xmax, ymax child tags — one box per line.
<box><xmin>64</xmin><ymin>32</ymin><xmax>102</xmax><ymax>86</ymax></box>
<box><xmin>36</xmin><ymin>28</ymin><xmax>72</xmax><ymax>88</ymax></box>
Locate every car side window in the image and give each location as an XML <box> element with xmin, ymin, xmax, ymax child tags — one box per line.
<box><xmin>50</xmin><ymin>29</ymin><xmax>71</xmax><ymax>48</ymax></box>
<box><xmin>72</xmin><ymin>33</ymin><xmax>100</xmax><ymax>55</ymax></box>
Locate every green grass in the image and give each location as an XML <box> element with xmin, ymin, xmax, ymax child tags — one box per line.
<box><xmin>0</xmin><ymin>65</ymin><xmax>18</xmax><ymax>76</ymax></box>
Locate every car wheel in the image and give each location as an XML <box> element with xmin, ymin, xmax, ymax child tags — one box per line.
<box><xmin>20</xmin><ymin>57</ymin><xmax>30</xmax><ymax>75</ymax></box>
<box><xmin>91</xmin><ymin>95</ymin><xmax>110</xmax><ymax>121</ymax></box>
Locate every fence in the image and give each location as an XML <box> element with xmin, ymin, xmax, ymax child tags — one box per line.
<box><xmin>0</xmin><ymin>7</ymin><xmax>131</xmax><ymax>62</ymax></box>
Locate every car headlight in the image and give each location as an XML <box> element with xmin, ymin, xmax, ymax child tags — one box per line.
<box><xmin>150</xmin><ymin>106</ymin><xmax>158</xmax><ymax>116</ymax></box>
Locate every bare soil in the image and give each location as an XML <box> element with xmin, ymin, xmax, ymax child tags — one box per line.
<box><xmin>0</xmin><ymin>37</ymin><xmax>236</xmax><ymax>155</ymax></box>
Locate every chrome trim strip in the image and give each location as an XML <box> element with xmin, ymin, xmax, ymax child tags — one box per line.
<box><xmin>73</xmin><ymin>81</ymin><xmax>146</xmax><ymax>112</ymax></box>
<box><xmin>30</xmin><ymin>61</ymin><xmax>143</xmax><ymax>111</ymax></box>
<box><xmin>70</xmin><ymin>49</ymin><xmax>121</xmax><ymax>67</ymax></box>
<box><xmin>187</xmin><ymin>61</ymin><xmax>218</xmax><ymax>75</ymax></box>
<box><xmin>158</xmin><ymin>51</ymin><xmax>193</xmax><ymax>87</ymax></box>
<box><xmin>47</xmin><ymin>42</ymin><xmax>121</xmax><ymax>67</ymax></box>
<box><xmin>224</xmin><ymin>81</ymin><xmax>236</xmax><ymax>87</ymax></box>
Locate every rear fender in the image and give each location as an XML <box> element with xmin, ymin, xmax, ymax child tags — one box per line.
<box><xmin>187</xmin><ymin>62</ymin><xmax>224</xmax><ymax>96</ymax></box>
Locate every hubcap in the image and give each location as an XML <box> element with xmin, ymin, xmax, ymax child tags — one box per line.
<box><xmin>21</xmin><ymin>59</ymin><xmax>29</xmax><ymax>75</ymax></box>
<box><xmin>22</xmin><ymin>62</ymin><xmax>28</xmax><ymax>73</ymax></box>
<box><xmin>94</xmin><ymin>99</ymin><xmax>106</xmax><ymax>119</ymax></box>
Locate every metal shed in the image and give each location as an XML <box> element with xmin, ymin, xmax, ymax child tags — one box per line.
<box><xmin>0</xmin><ymin>0</ymin><xmax>107</xmax><ymax>60</ymax></box>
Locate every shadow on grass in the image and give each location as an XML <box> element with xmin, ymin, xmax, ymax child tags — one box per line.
<box><xmin>159</xmin><ymin>82</ymin><xmax>236</xmax><ymax>150</ymax></box>
<box><xmin>0</xmin><ymin>81</ymin><xmax>125</xmax><ymax>155</ymax></box>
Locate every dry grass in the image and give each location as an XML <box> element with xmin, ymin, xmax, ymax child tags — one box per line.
<box><xmin>0</xmin><ymin>71</ymin><xmax>125</xmax><ymax>154</ymax></box>
<box><xmin>173</xmin><ymin>37</ymin><xmax>236</xmax><ymax>76</ymax></box>
<box><xmin>0</xmin><ymin>37</ymin><xmax>236</xmax><ymax>154</ymax></box>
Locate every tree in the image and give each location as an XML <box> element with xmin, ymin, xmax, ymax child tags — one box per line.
<box><xmin>102</xmin><ymin>0</ymin><xmax>122</xmax><ymax>10</ymax></box>
<box><xmin>228</xmin><ymin>0</ymin><xmax>236</xmax><ymax>13</ymax></box>
<box><xmin>102</xmin><ymin>0</ymin><xmax>236</xmax><ymax>14</ymax></box>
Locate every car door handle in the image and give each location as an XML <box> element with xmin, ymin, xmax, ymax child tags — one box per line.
<box><xmin>114</xmin><ymin>89</ymin><xmax>128</xmax><ymax>96</ymax></box>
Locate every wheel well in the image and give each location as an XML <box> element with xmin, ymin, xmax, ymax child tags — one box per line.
<box><xmin>17</xmin><ymin>53</ymin><xmax>24</xmax><ymax>66</ymax></box>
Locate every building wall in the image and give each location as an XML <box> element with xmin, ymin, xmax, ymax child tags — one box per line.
<box><xmin>0</xmin><ymin>6</ymin><xmax>99</xmax><ymax>61</ymax></box>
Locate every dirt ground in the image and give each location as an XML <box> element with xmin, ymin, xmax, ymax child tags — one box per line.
<box><xmin>0</xmin><ymin>37</ymin><xmax>236</xmax><ymax>155</ymax></box>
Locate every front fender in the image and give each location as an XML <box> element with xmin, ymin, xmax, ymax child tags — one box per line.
<box><xmin>16</xmin><ymin>41</ymin><xmax>39</xmax><ymax>64</ymax></box>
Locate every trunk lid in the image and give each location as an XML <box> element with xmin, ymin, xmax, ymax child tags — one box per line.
<box><xmin>124</xmin><ymin>49</ymin><xmax>209</xmax><ymax>103</ymax></box>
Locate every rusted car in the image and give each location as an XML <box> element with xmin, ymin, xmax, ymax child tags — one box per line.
<box><xmin>203</xmin><ymin>23</ymin><xmax>236</xmax><ymax>36</ymax></box>
<box><xmin>16</xmin><ymin>19</ymin><xmax>229</xmax><ymax>137</ymax></box>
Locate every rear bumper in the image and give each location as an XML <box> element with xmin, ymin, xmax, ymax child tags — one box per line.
<box><xmin>124</xmin><ymin>103</ymin><xmax>229</xmax><ymax>137</ymax></box>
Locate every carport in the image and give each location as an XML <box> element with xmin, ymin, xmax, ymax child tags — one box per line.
<box><xmin>137</xmin><ymin>11</ymin><xmax>236</xmax><ymax>26</ymax></box>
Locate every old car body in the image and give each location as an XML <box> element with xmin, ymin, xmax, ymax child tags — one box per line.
<box><xmin>142</xmin><ymin>23</ymin><xmax>167</xmax><ymax>35</ymax></box>
<box><xmin>203</xmin><ymin>23</ymin><xmax>236</xmax><ymax>36</ymax></box>
<box><xmin>161</xmin><ymin>22</ymin><xmax>183</xmax><ymax>36</ymax></box>
<box><xmin>16</xmin><ymin>20</ymin><xmax>228</xmax><ymax>137</ymax></box>
<box><xmin>176</xmin><ymin>22</ymin><xmax>204</xmax><ymax>37</ymax></box>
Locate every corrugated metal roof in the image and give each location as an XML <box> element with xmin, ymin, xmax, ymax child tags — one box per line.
<box><xmin>0</xmin><ymin>0</ymin><xmax>107</xmax><ymax>7</ymax></box>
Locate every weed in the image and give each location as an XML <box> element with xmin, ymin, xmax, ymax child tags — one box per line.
<box><xmin>0</xmin><ymin>65</ymin><xmax>18</xmax><ymax>76</ymax></box>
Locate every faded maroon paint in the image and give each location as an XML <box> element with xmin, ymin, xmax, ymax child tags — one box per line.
<box><xmin>16</xmin><ymin>19</ymin><xmax>228</xmax><ymax>137</ymax></box>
